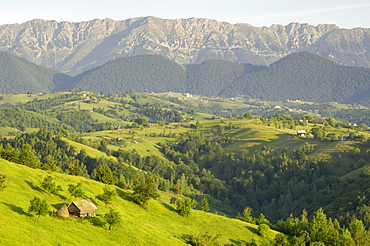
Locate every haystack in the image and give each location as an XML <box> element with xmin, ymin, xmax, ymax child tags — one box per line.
<box><xmin>56</xmin><ymin>204</ymin><xmax>69</xmax><ymax>218</ymax></box>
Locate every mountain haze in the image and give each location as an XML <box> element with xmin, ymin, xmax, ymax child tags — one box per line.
<box><xmin>1</xmin><ymin>17</ymin><xmax>370</xmax><ymax>75</ymax></box>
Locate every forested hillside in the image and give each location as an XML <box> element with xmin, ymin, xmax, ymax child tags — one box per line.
<box><xmin>1</xmin><ymin>91</ymin><xmax>370</xmax><ymax>244</ymax></box>
<box><xmin>222</xmin><ymin>52</ymin><xmax>370</xmax><ymax>103</ymax></box>
<box><xmin>185</xmin><ymin>60</ymin><xmax>264</xmax><ymax>96</ymax></box>
<box><xmin>1</xmin><ymin>51</ymin><xmax>370</xmax><ymax>105</ymax></box>
<box><xmin>0</xmin><ymin>52</ymin><xmax>73</xmax><ymax>93</ymax></box>
<box><xmin>74</xmin><ymin>55</ymin><xmax>187</xmax><ymax>93</ymax></box>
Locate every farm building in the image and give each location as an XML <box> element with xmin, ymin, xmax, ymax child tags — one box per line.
<box><xmin>68</xmin><ymin>199</ymin><xmax>97</xmax><ymax>218</ymax></box>
<box><xmin>297</xmin><ymin>130</ymin><xmax>306</xmax><ymax>136</ymax></box>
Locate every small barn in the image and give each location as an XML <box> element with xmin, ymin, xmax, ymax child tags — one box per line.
<box><xmin>68</xmin><ymin>199</ymin><xmax>97</xmax><ymax>218</ymax></box>
<box><xmin>297</xmin><ymin>130</ymin><xmax>306</xmax><ymax>136</ymax></box>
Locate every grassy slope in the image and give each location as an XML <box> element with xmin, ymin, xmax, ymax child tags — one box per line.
<box><xmin>0</xmin><ymin>159</ymin><xmax>275</xmax><ymax>245</ymax></box>
<box><xmin>0</xmin><ymin>93</ymin><xmax>66</xmax><ymax>105</ymax></box>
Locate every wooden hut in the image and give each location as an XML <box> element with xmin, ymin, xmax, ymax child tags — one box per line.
<box><xmin>56</xmin><ymin>204</ymin><xmax>69</xmax><ymax>218</ymax></box>
<box><xmin>68</xmin><ymin>199</ymin><xmax>97</xmax><ymax>218</ymax></box>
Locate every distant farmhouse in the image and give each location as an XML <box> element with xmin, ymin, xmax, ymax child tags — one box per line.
<box><xmin>68</xmin><ymin>199</ymin><xmax>97</xmax><ymax>218</ymax></box>
<box><xmin>297</xmin><ymin>130</ymin><xmax>306</xmax><ymax>137</ymax></box>
<box><xmin>57</xmin><ymin>199</ymin><xmax>97</xmax><ymax>218</ymax></box>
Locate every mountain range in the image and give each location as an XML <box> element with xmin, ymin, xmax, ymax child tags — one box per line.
<box><xmin>1</xmin><ymin>17</ymin><xmax>370</xmax><ymax>75</ymax></box>
<box><xmin>0</xmin><ymin>51</ymin><xmax>370</xmax><ymax>106</ymax></box>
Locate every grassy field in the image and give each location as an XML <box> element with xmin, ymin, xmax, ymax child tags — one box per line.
<box><xmin>0</xmin><ymin>159</ymin><xmax>276</xmax><ymax>245</ymax></box>
<box><xmin>0</xmin><ymin>93</ymin><xmax>64</xmax><ymax>105</ymax></box>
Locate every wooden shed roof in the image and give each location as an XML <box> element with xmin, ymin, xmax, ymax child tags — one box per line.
<box><xmin>70</xmin><ymin>199</ymin><xmax>97</xmax><ymax>211</ymax></box>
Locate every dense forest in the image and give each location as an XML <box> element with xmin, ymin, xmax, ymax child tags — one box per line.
<box><xmin>1</xmin><ymin>51</ymin><xmax>370</xmax><ymax>106</ymax></box>
<box><xmin>223</xmin><ymin>52</ymin><xmax>370</xmax><ymax>103</ymax></box>
<box><xmin>74</xmin><ymin>55</ymin><xmax>188</xmax><ymax>94</ymax></box>
<box><xmin>0</xmin><ymin>52</ymin><xmax>72</xmax><ymax>93</ymax></box>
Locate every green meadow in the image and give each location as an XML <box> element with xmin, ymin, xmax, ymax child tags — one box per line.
<box><xmin>0</xmin><ymin>159</ymin><xmax>275</xmax><ymax>245</ymax></box>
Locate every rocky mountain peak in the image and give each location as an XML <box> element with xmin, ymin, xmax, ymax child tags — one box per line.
<box><xmin>0</xmin><ymin>17</ymin><xmax>369</xmax><ymax>74</ymax></box>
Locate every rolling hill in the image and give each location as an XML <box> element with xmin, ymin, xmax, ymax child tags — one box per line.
<box><xmin>0</xmin><ymin>158</ymin><xmax>273</xmax><ymax>245</ymax></box>
<box><xmin>221</xmin><ymin>51</ymin><xmax>370</xmax><ymax>103</ymax></box>
<box><xmin>1</xmin><ymin>91</ymin><xmax>370</xmax><ymax>244</ymax></box>
<box><xmin>1</xmin><ymin>51</ymin><xmax>370</xmax><ymax>106</ymax></box>
<box><xmin>0</xmin><ymin>52</ymin><xmax>73</xmax><ymax>94</ymax></box>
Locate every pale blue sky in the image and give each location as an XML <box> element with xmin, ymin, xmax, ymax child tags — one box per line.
<box><xmin>1</xmin><ymin>0</ymin><xmax>369</xmax><ymax>28</ymax></box>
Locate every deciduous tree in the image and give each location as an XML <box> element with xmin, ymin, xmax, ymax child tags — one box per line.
<box><xmin>96</xmin><ymin>187</ymin><xmax>116</xmax><ymax>207</ymax></box>
<box><xmin>68</xmin><ymin>182</ymin><xmax>85</xmax><ymax>200</ymax></box>
<box><xmin>132</xmin><ymin>177</ymin><xmax>160</xmax><ymax>208</ymax></box>
<box><xmin>0</xmin><ymin>173</ymin><xmax>6</xmax><ymax>191</ymax></box>
<box><xmin>28</xmin><ymin>197</ymin><xmax>48</xmax><ymax>221</ymax></box>
<box><xmin>41</xmin><ymin>175</ymin><xmax>62</xmax><ymax>194</ymax></box>
<box><xmin>104</xmin><ymin>209</ymin><xmax>121</xmax><ymax>231</ymax></box>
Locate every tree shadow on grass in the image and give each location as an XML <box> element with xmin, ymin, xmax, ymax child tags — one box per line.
<box><xmin>2</xmin><ymin>202</ymin><xmax>28</xmax><ymax>216</ymax></box>
<box><xmin>115</xmin><ymin>188</ymin><xmax>134</xmax><ymax>202</ymax></box>
<box><xmin>229</xmin><ymin>238</ymin><xmax>251</xmax><ymax>245</ymax></box>
<box><xmin>245</xmin><ymin>225</ymin><xmax>258</xmax><ymax>234</ymax></box>
<box><xmin>160</xmin><ymin>201</ymin><xmax>176</xmax><ymax>212</ymax></box>
<box><xmin>24</xmin><ymin>180</ymin><xmax>43</xmax><ymax>193</ymax></box>
<box><xmin>86</xmin><ymin>215</ymin><xmax>106</xmax><ymax>229</ymax></box>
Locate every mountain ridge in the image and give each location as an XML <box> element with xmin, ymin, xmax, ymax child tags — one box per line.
<box><xmin>0</xmin><ymin>16</ymin><xmax>369</xmax><ymax>75</ymax></box>
<box><xmin>1</xmin><ymin>51</ymin><xmax>369</xmax><ymax>106</ymax></box>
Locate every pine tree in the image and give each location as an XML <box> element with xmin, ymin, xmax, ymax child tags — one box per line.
<box><xmin>201</xmin><ymin>197</ymin><xmax>209</xmax><ymax>212</ymax></box>
<box><xmin>176</xmin><ymin>197</ymin><xmax>195</xmax><ymax>217</ymax></box>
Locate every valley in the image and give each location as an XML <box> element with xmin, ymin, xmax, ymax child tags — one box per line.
<box><xmin>1</xmin><ymin>91</ymin><xmax>370</xmax><ymax>244</ymax></box>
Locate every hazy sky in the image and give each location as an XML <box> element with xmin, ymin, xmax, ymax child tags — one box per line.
<box><xmin>1</xmin><ymin>0</ymin><xmax>369</xmax><ymax>28</ymax></box>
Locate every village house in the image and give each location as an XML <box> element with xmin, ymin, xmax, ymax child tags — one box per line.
<box><xmin>114</xmin><ymin>125</ymin><xmax>122</xmax><ymax>130</ymax></box>
<box><xmin>68</xmin><ymin>199</ymin><xmax>97</xmax><ymax>218</ymax></box>
<box><xmin>297</xmin><ymin>130</ymin><xmax>306</xmax><ymax>137</ymax></box>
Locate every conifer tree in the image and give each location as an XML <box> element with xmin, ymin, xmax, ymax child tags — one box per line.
<box><xmin>176</xmin><ymin>197</ymin><xmax>195</xmax><ymax>217</ymax></box>
<box><xmin>201</xmin><ymin>197</ymin><xmax>209</xmax><ymax>212</ymax></box>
